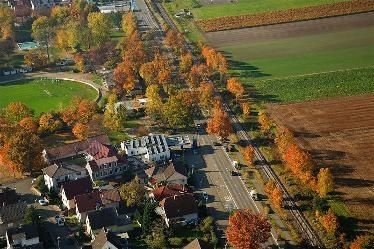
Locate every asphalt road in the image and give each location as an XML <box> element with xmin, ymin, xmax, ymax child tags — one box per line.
<box><xmin>134</xmin><ymin>0</ymin><xmax>160</xmax><ymax>31</ymax></box>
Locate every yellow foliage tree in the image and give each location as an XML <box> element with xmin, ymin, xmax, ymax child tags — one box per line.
<box><xmin>317</xmin><ymin>168</ymin><xmax>334</xmax><ymax>197</ymax></box>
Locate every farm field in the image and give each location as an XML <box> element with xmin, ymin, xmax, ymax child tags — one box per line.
<box><xmin>266</xmin><ymin>94</ymin><xmax>374</xmax><ymax>231</ymax></box>
<box><xmin>0</xmin><ymin>78</ymin><xmax>98</xmax><ymax>114</ymax></box>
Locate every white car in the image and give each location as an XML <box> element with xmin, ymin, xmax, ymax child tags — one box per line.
<box><xmin>38</xmin><ymin>199</ymin><xmax>48</xmax><ymax>206</ymax></box>
<box><xmin>55</xmin><ymin>215</ymin><xmax>65</xmax><ymax>226</ymax></box>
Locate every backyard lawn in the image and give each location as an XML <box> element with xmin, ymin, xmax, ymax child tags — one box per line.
<box><xmin>0</xmin><ymin>78</ymin><xmax>98</xmax><ymax>114</ymax></box>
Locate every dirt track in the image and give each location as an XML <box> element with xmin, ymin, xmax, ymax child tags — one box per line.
<box><xmin>267</xmin><ymin>94</ymin><xmax>374</xmax><ymax>231</ymax></box>
<box><xmin>205</xmin><ymin>12</ymin><xmax>374</xmax><ymax>47</ymax></box>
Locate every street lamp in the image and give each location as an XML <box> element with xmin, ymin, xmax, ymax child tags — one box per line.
<box><xmin>57</xmin><ymin>236</ymin><xmax>61</xmax><ymax>249</ymax></box>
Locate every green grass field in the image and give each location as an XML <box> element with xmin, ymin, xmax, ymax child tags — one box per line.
<box><xmin>168</xmin><ymin>0</ymin><xmax>347</xmax><ymax>20</ymax></box>
<box><xmin>251</xmin><ymin>67</ymin><xmax>374</xmax><ymax>103</ymax></box>
<box><xmin>0</xmin><ymin>78</ymin><xmax>98</xmax><ymax>114</ymax></box>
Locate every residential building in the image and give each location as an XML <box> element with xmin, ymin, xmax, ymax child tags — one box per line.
<box><xmin>85</xmin><ymin>140</ymin><xmax>128</xmax><ymax>181</ymax></box>
<box><xmin>183</xmin><ymin>238</ymin><xmax>214</xmax><ymax>249</ymax></box>
<box><xmin>90</xmin><ymin>228</ymin><xmax>129</xmax><ymax>249</ymax></box>
<box><xmin>60</xmin><ymin>178</ymin><xmax>93</xmax><ymax>210</ymax></box>
<box><xmin>0</xmin><ymin>202</ymin><xmax>27</xmax><ymax>236</ymax></box>
<box><xmin>157</xmin><ymin>194</ymin><xmax>198</xmax><ymax>227</ymax></box>
<box><xmin>7</xmin><ymin>0</ymin><xmax>32</xmax><ymax>21</ymax></box>
<box><xmin>42</xmin><ymin>134</ymin><xmax>110</xmax><ymax>164</ymax></box>
<box><xmin>30</xmin><ymin>0</ymin><xmax>70</xmax><ymax>10</ymax></box>
<box><xmin>120</xmin><ymin>134</ymin><xmax>170</xmax><ymax>163</ymax></box>
<box><xmin>6</xmin><ymin>224</ymin><xmax>41</xmax><ymax>248</ymax></box>
<box><xmin>75</xmin><ymin>189</ymin><xmax>121</xmax><ymax>223</ymax></box>
<box><xmin>150</xmin><ymin>184</ymin><xmax>191</xmax><ymax>202</ymax></box>
<box><xmin>42</xmin><ymin>163</ymin><xmax>87</xmax><ymax>191</ymax></box>
<box><xmin>146</xmin><ymin>162</ymin><xmax>188</xmax><ymax>186</ymax></box>
<box><xmin>86</xmin><ymin>207</ymin><xmax>133</xmax><ymax>239</ymax></box>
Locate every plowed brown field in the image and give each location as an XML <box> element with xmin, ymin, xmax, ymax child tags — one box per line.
<box><xmin>267</xmin><ymin>94</ymin><xmax>374</xmax><ymax>231</ymax></box>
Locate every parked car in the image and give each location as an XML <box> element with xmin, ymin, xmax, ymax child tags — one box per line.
<box><xmin>55</xmin><ymin>215</ymin><xmax>65</xmax><ymax>226</ymax></box>
<box><xmin>231</xmin><ymin>170</ymin><xmax>239</xmax><ymax>176</ymax></box>
<box><xmin>38</xmin><ymin>199</ymin><xmax>48</xmax><ymax>206</ymax></box>
<box><xmin>213</xmin><ymin>141</ymin><xmax>221</xmax><ymax>146</ymax></box>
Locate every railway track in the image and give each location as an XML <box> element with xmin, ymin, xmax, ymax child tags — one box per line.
<box><xmin>224</xmin><ymin>103</ymin><xmax>324</xmax><ymax>248</ymax></box>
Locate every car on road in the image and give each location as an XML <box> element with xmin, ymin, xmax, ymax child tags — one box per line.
<box><xmin>55</xmin><ymin>215</ymin><xmax>65</xmax><ymax>226</ymax></box>
<box><xmin>213</xmin><ymin>141</ymin><xmax>221</xmax><ymax>146</ymax></box>
<box><xmin>202</xmin><ymin>192</ymin><xmax>209</xmax><ymax>202</ymax></box>
<box><xmin>231</xmin><ymin>170</ymin><xmax>240</xmax><ymax>176</ymax></box>
<box><xmin>38</xmin><ymin>199</ymin><xmax>48</xmax><ymax>206</ymax></box>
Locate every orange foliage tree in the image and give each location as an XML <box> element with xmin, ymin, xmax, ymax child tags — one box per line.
<box><xmin>198</xmin><ymin>81</ymin><xmax>215</xmax><ymax>111</ymax></box>
<box><xmin>206</xmin><ymin>106</ymin><xmax>233</xmax><ymax>140</ymax></box>
<box><xmin>187</xmin><ymin>64</ymin><xmax>211</xmax><ymax>88</ymax></box>
<box><xmin>227</xmin><ymin>77</ymin><xmax>244</xmax><ymax>100</ymax></box>
<box><xmin>275</xmin><ymin>126</ymin><xmax>294</xmax><ymax>155</ymax></box>
<box><xmin>283</xmin><ymin>143</ymin><xmax>316</xmax><ymax>187</ymax></box>
<box><xmin>72</xmin><ymin>122</ymin><xmax>88</xmax><ymax>140</ymax></box>
<box><xmin>350</xmin><ymin>235</ymin><xmax>374</xmax><ymax>249</ymax></box>
<box><xmin>258</xmin><ymin>111</ymin><xmax>272</xmax><ymax>134</ymax></box>
<box><xmin>201</xmin><ymin>45</ymin><xmax>227</xmax><ymax>80</ymax></box>
<box><xmin>265</xmin><ymin>180</ymin><xmax>283</xmax><ymax>210</ymax></box>
<box><xmin>19</xmin><ymin>117</ymin><xmax>38</xmax><ymax>133</ymax></box>
<box><xmin>243</xmin><ymin>145</ymin><xmax>254</xmax><ymax>166</ymax></box>
<box><xmin>140</xmin><ymin>53</ymin><xmax>172</xmax><ymax>86</ymax></box>
<box><xmin>241</xmin><ymin>102</ymin><xmax>251</xmax><ymax>119</ymax></box>
<box><xmin>114</xmin><ymin>60</ymin><xmax>137</xmax><ymax>92</ymax></box>
<box><xmin>317</xmin><ymin>168</ymin><xmax>334</xmax><ymax>197</ymax></box>
<box><xmin>3</xmin><ymin>102</ymin><xmax>34</xmax><ymax>124</ymax></box>
<box><xmin>164</xmin><ymin>29</ymin><xmax>185</xmax><ymax>54</ymax></box>
<box><xmin>179</xmin><ymin>52</ymin><xmax>193</xmax><ymax>75</ymax></box>
<box><xmin>316</xmin><ymin>209</ymin><xmax>339</xmax><ymax>235</ymax></box>
<box><xmin>226</xmin><ymin>209</ymin><xmax>271</xmax><ymax>249</ymax></box>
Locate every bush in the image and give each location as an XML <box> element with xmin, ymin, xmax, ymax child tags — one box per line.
<box><xmin>200</xmin><ymin>216</ymin><xmax>214</xmax><ymax>233</ymax></box>
<box><xmin>312</xmin><ymin>195</ymin><xmax>328</xmax><ymax>212</ymax></box>
<box><xmin>34</xmin><ymin>175</ymin><xmax>48</xmax><ymax>194</ymax></box>
<box><xmin>168</xmin><ymin>237</ymin><xmax>184</xmax><ymax>247</ymax></box>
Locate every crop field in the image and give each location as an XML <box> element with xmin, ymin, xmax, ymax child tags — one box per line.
<box><xmin>192</xmin><ymin>0</ymin><xmax>349</xmax><ymax>20</ymax></box>
<box><xmin>267</xmin><ymin>94</ymin><xmax>374</xmax><ymax>231</ymax></box>
<box><xmin>0</xmin><ymin>78</ymin><xmax>98</xmax><ymax>114</ymax></box>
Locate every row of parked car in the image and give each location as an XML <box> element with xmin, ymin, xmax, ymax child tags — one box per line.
<box><xmin>2</xmin><ymin>66</ymin><xmax>33</xmax><ymax>76</ymax></box>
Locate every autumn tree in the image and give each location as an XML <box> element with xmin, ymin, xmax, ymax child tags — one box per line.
<box><xmin>145</xmin><ymin>85</ymin><xmax>163</xmax><ymax>121</ymax></box>
<box><xmin>50</xmin><ymin>5</ymin><xmax>71</xmax><ymax>25</ymax></box>
<box><xmin>32</xmin><ymin>16</ymin><xmax>54</xmax><ymax>61</ymax></box>
<box><xmin>114</xmin><ymin>61</ymin><xmax>137</xmax><ymax>92</ymax></box>
<box><xmin>258</xmin><ymin>111</ymin><xmax>272</xmax><ymax>134</ymax></box>
<box><xmin>202</xmin><ymin>45</ymin><xmax>227</xmax><ymax>81</ymax></box>
<box><xmin>72</xmin><ymin>122</ymin><xmax>88</xmax><ymax>140</ymax></box>
<box><xmin>0</xmin><ymin>37</ymin><xmax>15</xmax><ymax>61</ymax></box>
<box><xmin>87</xmin><ymin>12</ymin><xmax>112</xmax><ymax>45</ymax></box>
<box><xmin>187</xmin><ymin>64</ymin><xmax>211</xmax><ymax>88</ymax></box>
<box><xmin>316</xmin><ymin>209</ymin><xmax>339</xmax><ymax>235</ymax></box>
<box><xmin>121</xmin><ymin>31</ymin><xmax>146</xmax><ymax>70</ymax></box>
<box><xmin>265</xmin><ymin>180</ymin><xmax>283</xmax><ymax>210</ymax></box>
<box><xmin>19</xmin><ymin>117</ymin><xmax>38</xmax><ymax>133</ymax></box>
<box><xmin>317</xmin><ymin>168</ymin><xmax>334</xmax><ymax>197</ymax></box>
<box><xmin>144</xmin><ymin>224</ymin><xmax>167</xmax><ymax>249</ymax></box>
<box><xmin>350</xmin><ymin>235</ymin><xmax>374</xmax><ymax>249</ymax></box>
<box><xmin>243</xmin><ymin>145</ymin><xmax>255</xmax><ymax>166</ymax></box>
<box><xmin>227</xmin><ymin>77</ymin><xmax>244</xmax><ymax>100</ymax></box>
<box><xmin>24</xmin><ymin>50</ymin><xmax>48</xmax><ymax>69</ymax></box>
<box><xmin>226</xmin><ymin>209</ymin><xmax>271</xmax><ymax>249</ymax></box>
<box><xmin>61</xmin><ymin>98</ymin><xmax>97</xmax><ymax>127</ymax></box>
<box><xmin>2</xmin><ymin>102</ymin><xmax>34</xmax><ymax>124</ymax></box>
<box><xmin>103</xmin><ymin>94</ymin><xmax>126</xmax><ymax>131</ymax></box>
<box><xmin>275</xmin><ymin>126</ymin><xmax>294</xmax><ymax>155</ymax></box>
<box><xmin>0</xmin><ymin>6</ymin><xmax>15</xmax><ymax>39</ymax></box>
<box><xmin>38</xmin><ymin>112</ymin><xmax>63</xmax><ymax>135</ymax></box>
<box><xmin>241</xmin><ymin>102</ymin><xmax>251</xmax><ymax>119</ymax></box>
<box><xmin>206</xmin><ymin>106</ymin><xmax>233</xmax><ymax>139</ymax></box>
<box><xmin>198</xmin><ymin>81</ymin><xmax>215</xmax><ymax>111</ymax></box>
<box><xmin>122</xmin><ymin>11</ymin><xmax>137</xmax><ymax>37</ymax></box>
<box><xmin>119</xmin><ymin>177</ymin><xmax>145</xmax><ymax>207</ymax></box>
<box><xmin>179</xmin><ymin>52</ymin><xmax>193</xmax><ymax>75</ymax></box>
<box><xmin>140</xmin><ymin>53</ymin><xmax>172</xmax><ymax>86</ymax></box>
<box><xmin>164</xmin><ymin>29</ymin><xmax>185</xmax><ymax>54</ymax></box>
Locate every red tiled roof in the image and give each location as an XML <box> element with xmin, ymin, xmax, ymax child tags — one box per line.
<box><xmin>152</xmin><ymin>184</ymin><xmax>189</xmax><ymax>202</ymax></box>
<box><xmin>184</xmin><ymin>238</ymin><xmax>214</xmax><ymax>249</ymax></box>
<box><xmin>86</xmin><ymin>140</ymin><xmax>112</xmax><ymax>160</ymax></box>
<box><xmin>100</xmin><ymin>189</ymin><xmax>121</xmax><ymax>205</ymax></box>
<box><xmin>61</xmin><ymin>178</ymin><xmax>93</xmax><ymax>200</ymax></box>
<box><xmin>160</xmin><ymin>194</ymin><xmax>197</xmax><ymax>219</ymax></box>
<box><xmin>75</xmin><ymin>190</ymin><xmax>101</xmax><ymax>213</ymax></box>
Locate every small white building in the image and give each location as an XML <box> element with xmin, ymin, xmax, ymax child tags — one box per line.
<box><xmin>42</xmin><ymin>163</ymin><xmax>87</xmax><ymax>191</ymax></box>
<box><xmin>6</xmin><ymin>224</ymin><xmax>40</xmax><ymax>248</ymax></box>
<box><xmin>121</xmin><ymin>134</ymin><xmax>170</xmax><ymax>163</ymax></box>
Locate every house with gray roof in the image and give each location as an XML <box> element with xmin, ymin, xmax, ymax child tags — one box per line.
<box><xmin>42</xmin><ymin>163</ymin><xmax>87</xmax><ymax>191</ymax></box>
<box><xmin>6</xmin><ymin>224</ymin><xmax>41</xmax><ymax>248</ymax></box>
<box><xmin>0</xmin><ymin>201</ymin><xmax>27</xmax><ymax>236</ymax></box>
<box><xmin>90</xmin><ymin>228</ymin><xmax>129</xmax><ymax>249</ymax></box>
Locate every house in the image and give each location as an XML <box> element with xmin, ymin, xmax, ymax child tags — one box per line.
<box><xmin>157</xmin><ymin>194</ymin><xmax>198</xmax><ymax>227</ymax></box>
<box><xmin>75</xmin><ymin>189</ymin><xmax>121</xmax><ymax>223</ymax></box>
<box><xmin>7</xmin><ymin>0</ymin><xmax>32</xmax><ymax>21</ymax></box>
<box><xmin>6</xmin><ymin>224</ymin><xmax>41</xmax><ymax>248</ymax></box>
<box><xmin>86</xmin><ymin>207</ymin><xmax>133</xmax><ymax>239</ymax></box>
<box><xmin>146</xmin><ymin>162</ymin><xmax>188</xmax><ymax>186</ymax></box>
<box><xmin>60</xmin><ymin>178</ymin><xmax>93</xmax><ymax>210</ymax></box>
<box><xmin>150</xmin><ymin>184</ymin><xmax>191</xmax><ymax>202</ymax></box>
<box><xmin>90</xmin><ymin>228</ymin><xmax>129</xmax><ymax>249</ymax></box>
<box><xmin>0</xmin><ymin>202</ymin><xmax>27</xmax><ymax>236</ymax></box>
<box><xmin>85</xmin><ymin>140</ymin><xmax>128</xmax><ymax>181</ymax></box>
<box><xmin>42</xmin><ymin>134</ymin><xmax>110</xmax><ymax>163</ymax></box>
<box><xmin>42</xmin><ymin>163</ymin><xmax>87</xmax><ymax>191</ymax></box>
<box><xmin>183</xmin><ymin>238</ymin><xmax>214</xmax><ymax>249</ymax></box>
<box><xmin>120</xmin><ymin>134</ymin><xmax>170</xmax><ymax>163</ymax></box>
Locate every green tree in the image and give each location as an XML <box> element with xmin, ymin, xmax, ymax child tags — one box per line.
<box><xmin>103</xmin><ymin>94</ymin><xmax>126</xmax><ymax>131</ymax></box>
<box><xmin>87</xmin><ymin>12</ymin><xmax>112</xmax><ymax>45</ymax></box>
<box><xmin>32</xmin><ymin>16</ymin><xmax>54</xmax><ymax>61</ymax></box>
<box><xmin>34</xmin><ymin>175</ymin><xmax>48</xmax><ymax>194</ymax></box>
<box><xmin>23</xmin><ymin>206</ymin><xmax>40</xmax><ymax>224</ymax></box>
<box><xmin>162</xmin><ymin>94</ymin><xmax>192</xmax><ymax>128</ymax></box>
<box><xmin>145</xmin><ymin>85</ymin><xmax>163</xmax><ymax>121</ymax></box>
<box><xmin>142</xmin><ymin>200</ymin><xmax>156</xmax><ymax>235</ymax></box>
<box><xmin>145</xmin><ymin>224</ymin><xmax>167</xmax><ymax>249</ymax></box>
<box><xmin>122</xmin><ymin>11</ymin><xmax>137</xmax><ymax>37</ymax></box>
<box><xmin>119</xmin><ymin>177</ymin><xmax>145</xmax><ymax>207</ymax></box>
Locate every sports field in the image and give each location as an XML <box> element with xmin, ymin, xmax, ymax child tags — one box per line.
<box><xmin>171</xmin><ymin>0</ymin><xmax>348</xmax><ymax>20</ymax></box>
<box><xmin>0</xmin><ymin>78</ymin><xmax>98</xmax><ymax>114</ymax></box>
